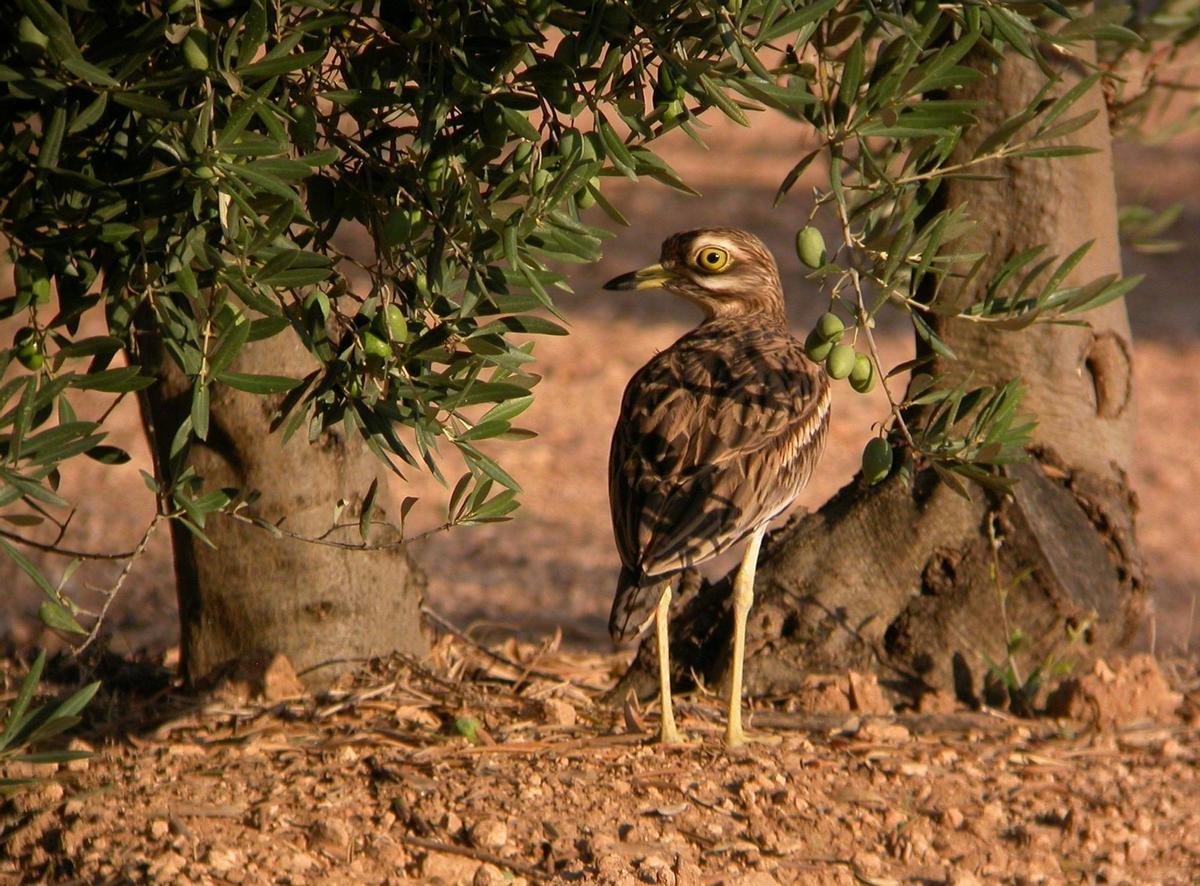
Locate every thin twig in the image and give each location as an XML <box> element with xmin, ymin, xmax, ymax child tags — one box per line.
<box><xmin>94</xmin><ymin>389</ymin><xmax>130</xmax><ymax>426</ymax></box>
<box><xmin>420</xmin><ymin>606</ymin><xmax>603</xmax><ymax>691</ymax></box>
<box><xmin>0</xmin><ymin>528</ymin><xmax>142</xmax><ymax>561</ymax></box>
<box><xmin>75</xmin><ymin>514</ymin><xmax>163</xmax><ymax>655</ymax></box>
<box><xmin>397</xmin><ymin>834</ymin><xmax>547</xmax><ymax>882</ymax></box>
<box><xmin>228</xmin><ymin>510</ymin><xmax>455</xmax><ymax>550</ymax></box>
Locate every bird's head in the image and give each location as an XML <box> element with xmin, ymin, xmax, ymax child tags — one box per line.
<box><xmin>603</xmin><ymin>228</ymin><xmax>785</xmax><ymax>321</ymax></box>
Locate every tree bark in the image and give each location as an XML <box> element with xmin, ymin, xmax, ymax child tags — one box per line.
<box><xmin>137</xmin><ymin>330</ymin><xmax>428</xmax><ymax>690</ymax></box>
<box><xmin>618</xmin><ymin>48</ymin><xmax>1147</xmax><ymax>708</ymax></box>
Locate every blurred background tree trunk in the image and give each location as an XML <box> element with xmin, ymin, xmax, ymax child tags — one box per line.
<box><xmin>137</xmin><ymin>331</ymin><xmax>428</xmax><ymax>690</ymax></box>
<box><xmin>620</xmin><ymin>48</ymin><xmax>1147</xmax><ymax>708</ymax></box>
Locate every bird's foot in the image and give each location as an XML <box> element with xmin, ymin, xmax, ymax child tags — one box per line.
<box><xmin>657</xmin><ymin>717</ymin><xmax>699</xmax><ymax>747</ymax></box>
<box><xmin>724</xmin><ymin>724</ymin><xmax>781</xmax><ymax>749</ymax></box>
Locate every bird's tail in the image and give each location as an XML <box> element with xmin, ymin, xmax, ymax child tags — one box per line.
<box><xmin>609</xmin><ymin>566</ymin><xmax>661</xmax><ymax>641</ymax></box>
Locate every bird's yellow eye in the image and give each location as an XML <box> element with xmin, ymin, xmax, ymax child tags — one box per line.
<box><xmin>694</xmin><ymin>246</ymin><xmax>731</xmax><ymax>273</ymax></box>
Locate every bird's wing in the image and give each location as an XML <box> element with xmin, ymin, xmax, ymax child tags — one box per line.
<box><xmin>609</xmin><ymin>327</ymin><xmax>830</xmax><ymax>597</ymax></box>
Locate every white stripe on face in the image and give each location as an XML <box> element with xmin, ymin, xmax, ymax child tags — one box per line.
<box><xmin>692</xmin><ymin>272</ymin><xmax>747</xmax><ymax>291</ymax></box>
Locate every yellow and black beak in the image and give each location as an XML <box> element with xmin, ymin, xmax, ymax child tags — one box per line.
<box><xmin>603</xmin><ymin>262</ymin><xmax>674</xmax><ymax>291</ymax></box>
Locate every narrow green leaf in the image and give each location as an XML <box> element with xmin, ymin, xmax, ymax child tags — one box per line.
<box><xmin>0</xmin><ymin>650</ymin><xmax>45</xmax><ymax>752</ymax></box>
<box><xmin>37</xmin><ymin>106</ymin><xmax>66</xmax><ymax>171</ymax></box>
<box><xmin>84</xmin><ymin>445</ymin><xmax>131</xmax><ymax>465</ymax></box>
<box><xmin>839</xmin><ymin>42</ymin><xmax>865</xmax><ymax>110</ymax></box>
<box><xmin>38</xmin><ymin>599</ymin><xmax>86</xmax><ymax>635</ymax></box>
<box><xmin>208</xmin><ymin>317</ymin><xmax>252</xmax><ymax>376</ymax></box>
<box><xmin>61</xmin><ymin>56</ymin><xmax>119</xmax><ymax>87</ymax></box>
<box><xmin>774</xmin><ymin>149</ymin><xmax>820</xmax><ymax>206</ymax></box>
<box><xmin>1013</xmin><ymin>145</ymin><xmax>1097</xmax><ymax>160</ymax></box>
<box><xmin>358</xmin><ymin>478</ymin><xmax>378</xmax><ymax>542</ymax></box>
<box><xmin>215</xmin><ymin>371</ymin><xmax>301</xmax><ymax>394</ymax></box>
<box><xmin>479</xmin><ymin>395</ymin><xmax>534</xmax><ymax>426</ymax></box>
<box><xmin>597</xmin><ymin>118</ymin><xmax>637</xmax><ymax>179</ymax></box>
<box><xmin>698</xmin><ymin>74</ymin><xmax>750</xmax><ymax>126</ymax></box>
<box><xmin>191</xmin><ymin>383</ymin><xmax>210</xmax><ymax>441</ymax></box>
<box><xmin>0</xmin><ymin>538</ymin><xmax>59</xmax><ymax>600</ymax></box>
<box><xmin>236</xmin><ymin>49</ymin><xmax>325</xmax><ymax>81</ymax></box>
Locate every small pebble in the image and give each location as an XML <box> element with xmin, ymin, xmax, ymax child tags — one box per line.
<box><xmin>470</xmin><ymin>817</ymin><xmax>508</xmax><ymax>850</ymax></box>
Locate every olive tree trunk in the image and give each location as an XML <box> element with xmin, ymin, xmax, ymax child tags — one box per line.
<box><xmin>620</xmin><ymin>48</ymin><xmax>1147</xmax><ymax>708</ymax></box>
<box><xmin>137</xmin><ymin>330</ymin><xmax>428</xmax><ymax>690</ymax></box>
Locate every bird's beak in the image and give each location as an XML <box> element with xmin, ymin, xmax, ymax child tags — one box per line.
<box><xmin>603</xmin><ymin>262</ymin><xmax>674</xmax><ymax>291</ymax></box>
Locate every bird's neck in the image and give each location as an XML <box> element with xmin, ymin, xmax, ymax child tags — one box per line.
<box><xmin>701</xmin><ymin>299</ymin><xmax>788</xmax><ymax>328</ymax></box>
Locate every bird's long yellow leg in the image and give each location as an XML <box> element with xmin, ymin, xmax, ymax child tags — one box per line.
<box><xmin>655</xmin><ymin>583</ymin><xmax>683</xmax><ymax>744</ymax></box>
<box><xmin>725</xmin><ymin>524</ymin><xmax>767</xmax><ymax>748</ymax></box>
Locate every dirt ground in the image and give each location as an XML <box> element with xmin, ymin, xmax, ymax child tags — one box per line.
<box><xmin>2</xmin><ymin>638</ymin><xmax>1199</xmax><ymax>884</ymax></box>
<box><xmin>2</xmin><ymin>94</ymin><xmax>1200</xmax><ymax>884</ymax></box>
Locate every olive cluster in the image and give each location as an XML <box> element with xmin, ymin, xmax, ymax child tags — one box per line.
<box><xmin>802</xmin><ymin>312</ymin><xmax>875</xmax><ymax>393</ymax></box>
<box><xmin>795</xmin><ymin>227</ymin><xmax>875</xmax><ymax>393</ymax></box>
<box><xmin>359</xmin><ymin>304</ymin><xmax>410</xmax><ymax>360</ymax></box>
<box><xmin>795</xmin><ymin>226</ymin><xmax>891</xmax><ymax>485</ymax></box>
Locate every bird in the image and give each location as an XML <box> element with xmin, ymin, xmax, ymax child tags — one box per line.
<box><xmin>603</xmin><ymin>227</ymin><xmax>831</xmax><ymax>748</ymax></box>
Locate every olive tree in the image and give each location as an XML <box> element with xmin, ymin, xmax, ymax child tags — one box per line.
<box><xmin>1</xmin><ymin>0</ymin><xmax>1191</xmax><ymax>695</ymax></box>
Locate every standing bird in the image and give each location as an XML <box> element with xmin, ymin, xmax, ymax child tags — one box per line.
<box><xmin>604</xmin><ymin>228</ymin><xmax>831</xmax><ymax>748</ymax></box>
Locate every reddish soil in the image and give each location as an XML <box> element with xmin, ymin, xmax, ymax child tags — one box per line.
<box><xmin>2</xmin><ymin>641</ymin><xmax>1198</xmax><ymax>884</ymax></box>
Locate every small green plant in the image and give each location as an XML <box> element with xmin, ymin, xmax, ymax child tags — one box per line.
<box><xmin>981</xmin><ymin>515</ymin><xmax>1093</xmax><ymax>715</ymax></box>
<box><xmin>0</xmin><ymin>650</ymin><xmax>98</xmax><ymax>795</ymax></box>
<box><xmin>452</xmin><ymin>715</ymin><xmax>482</xmax><ymax>744</ymax></box>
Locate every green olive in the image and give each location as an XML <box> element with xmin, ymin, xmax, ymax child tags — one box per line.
<box><xmin>559</xmin><ymin>128</ymin><xmax>582</xmax><ymax>159</ymax></box>
<box><xmin>362</xmin><ymin>331</ymin><xmax>391</xmax><ymax>359</ymax></box>
<box><xmin>815</xmin><ymin>311</ymin><xmax>844</xmax><ymax>342</ymax></box>
<box><xmin>381</xmin><ymin>210</ymin><xmax>411</xmax><ymax>246</ymax></box>
<box><xmin>181</xmin><ymin>30</ymin><xmax>209</xmax><ymax>71</ymax></box>
<box><xmin>13</xmin><ymin>327</ymin><xmax>41</xmax><ymax>370</ymax></box>
<box><xmin>849</xmin><ymin>354</ymin><xmax>875</xmax><ymax>393</ymax></box>
<box><xmin>384</xmin><ymin>304</ymin><xmax>408</xmax><ymax>342</ymax></box>
<box><xmin>576</xmin><ymin>182</ymin><xmax>597</xmax><ymax>210</ymax></box>
<box><xmin>192</xmin><ymin>164</ymin><xmax>216</xmax><ymax>181</ymax></box>
<box><xmin>531</xmin><ymin>169</ymin><xmax>550</xmax><ymax>193</ymax></box>
<box><xmin>825</xmin><ymin>343</ymin><xmax>856</xmax><ymax>380</ymax></box>
<box><xmin>862</xmin><ymin>437</ymin><xmax>893</xmax><ymax>485</ymax></box>
<box><xmin>17</xmin><ymin>345</ymin><xmax>44</xmax><ymax>371</ymax></box>
<box><xmin>796</xmin><ymin>226</ymin><xmax>826</xmax><ymax>269</ymax></box>
<box><xmin>804</xmin><ymin>329</ymin><xmax>833</xmax><ymax>363</ymax></box>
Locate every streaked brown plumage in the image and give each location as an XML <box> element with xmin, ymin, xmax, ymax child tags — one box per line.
<box><xmin>604</xmin><ymin>227</ymin><xmax>830</xmax><ymax>746</ymax></box>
